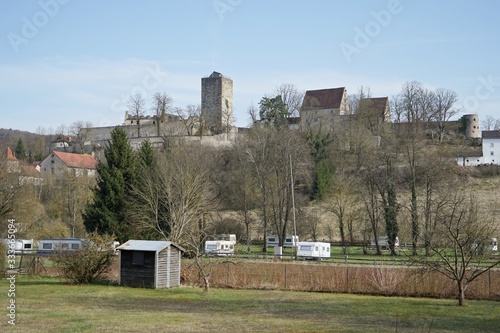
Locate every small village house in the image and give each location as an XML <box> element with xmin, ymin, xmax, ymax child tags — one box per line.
<box><xmin>38</xmin><ymin>151</ymin><xmax>97</xmax><ymax>178</ymax></box>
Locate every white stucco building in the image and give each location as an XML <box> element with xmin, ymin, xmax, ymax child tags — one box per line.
<box><xmin>457</xmin><ymin>130</ymin><xmax>500</xmax><ymax>166</ymax></box>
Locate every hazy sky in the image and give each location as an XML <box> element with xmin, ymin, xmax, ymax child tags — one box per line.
<box><xmin>1</xmin><ymin>0</ymin><xmax>499</xmax><ymax>133</ymax></box>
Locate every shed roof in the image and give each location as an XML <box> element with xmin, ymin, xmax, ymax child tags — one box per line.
<box><xmin>117</xmin><ymin>240</ymin><xmax>184</xmax><ymax>252</ymax></box>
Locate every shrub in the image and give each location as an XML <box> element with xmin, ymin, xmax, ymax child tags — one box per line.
<box><xmin>52</xmin><ymin>233</ymin><xmax>116</xmax><ymax>284</ymax></box>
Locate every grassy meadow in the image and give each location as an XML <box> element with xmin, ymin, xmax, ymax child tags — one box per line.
<box><xmin>1</xmin><ymin>276</ymin><xmax>499</xmax><ymax>332</ymax></box>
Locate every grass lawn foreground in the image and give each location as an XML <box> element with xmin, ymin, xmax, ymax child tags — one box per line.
<box><xmin>1</xmin><ymin>276</ymin><xmax>499</xmax><ymax>332</ymax></box>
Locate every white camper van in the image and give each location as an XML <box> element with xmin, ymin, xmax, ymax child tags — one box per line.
<box><xmin>266</xmin><ymin>235</ymin><xmax>299</xmax><ymax>248</ymax></box>
<box><xmin>297</xmin><ymin>242</ymin><xmax>331</xmax><ymax>260</ymax></box>
<box><xmin>204</xmin><ymin>240</ymin><xmax>234</xmax><ymax>256</ymax></box>
<box><xmin>2</xmin><ymin>238</ymin><xmax>34</xmax><ymax>255</ymax></box>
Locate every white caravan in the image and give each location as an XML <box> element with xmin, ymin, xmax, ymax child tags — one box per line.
<box><xmin>2</xmin><ymin>238</ymin><xmax>34</xmax><ymax>255</ymax></box>
<box><xmin>266</xmin><ymin>235</ymin><xmax>299</xmax><ymax>248</ymax></box>
<box><xmin>37</xmin><ymin>238</ymin><xmax>86</xmax><ymax>256</ymax></box>
<box><xmin>204</xmin><ymin>240</ymin><xmax>234</xmax><ymax>256</ymax></box>
<box><xmin>297</xmin><ymin>242</ymin><xmax>331</xmax><ymax>260</ymax></box>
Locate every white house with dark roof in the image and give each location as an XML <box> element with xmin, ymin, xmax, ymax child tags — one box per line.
<box><xmin>457</xmin><ymin>130</ymin><xmax>500</xmax><ymax>166</ymax></box>
<box><xmin>39</xmin><ymin>151</ymin><xmax>98</xmax><ymax>178</ymax></box>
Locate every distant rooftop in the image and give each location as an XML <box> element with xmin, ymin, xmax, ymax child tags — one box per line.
<box><xmin>482</xmin><ymin>130</ymin><xmax>500</xmax><ymax>139</ymax></box>
<box><xmin>203</xmin><ymin>71</ymin><xmax>232</xmax><ymax>79</ymax></box>
<box><xmin>301</xmin><ymin>87</ymin><xmax>346</xmax><ymax>111</ymax></box>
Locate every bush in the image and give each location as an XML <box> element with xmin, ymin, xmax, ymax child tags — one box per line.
<box><xmin>52</xmin><ymin>233</ymin><xmax>116</xmax><ymax>284</ymax></box>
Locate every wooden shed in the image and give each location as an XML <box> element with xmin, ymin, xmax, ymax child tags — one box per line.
<box><xmin>117</xmin><ymin>240</ymin><xmax>184</xmax><ymax>289</ymax></box>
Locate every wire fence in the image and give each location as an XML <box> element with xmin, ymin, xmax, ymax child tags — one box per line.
<box><xmin>182</xmin><ymin>260</ymin><xmax>500</xmax><ymax>301</ymax></box>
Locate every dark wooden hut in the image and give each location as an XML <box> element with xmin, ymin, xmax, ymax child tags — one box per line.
<box><xmin>117</xmin><ymin>240</ymin><xmax>184</xmax><ymax>289</ymax></box>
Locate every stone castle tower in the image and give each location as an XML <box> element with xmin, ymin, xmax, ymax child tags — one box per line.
<box><xmin>201</xmin><ymin>71</ymin><xmax>233</xmax><ymax>132</ymax></box>
<box><xmin>462</xmin><ymin>114</ymin><xmax>480</xmax><ymax>139</ymax></box>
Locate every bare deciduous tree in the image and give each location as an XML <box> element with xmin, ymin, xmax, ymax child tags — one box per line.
<box><xmin>348</xmin><ymin>85</ymin><xmax>372</xmax><ymax>116</ymax></box>
<box><xmin>481</xmin><ymin>115</ymin><xmax>496</xmax><ymax>131</ymax></box>
<box><xmin>227</xmin><ymin>138</ymin><xmax>259</xmax><ymax>252</ymax></box>
<box><xmin>431</xmin><ymin>88</ymin><xmax>459</xmax><ymax>144</ymax></box>
<box><xmin>274</xmin><ymin>83</ymin><xmax>304</xmax><ymax>118</ymax></box>
<box><xmin>175</xmin><ymin>105</ymin><xmax>201</xmax><ymax>136</ymax></box>
<box><xmin>151</xmin><ymin>92</ymin><xmax>173</xmax><ymax>136</ymax></box>
<box><xmin>411</xmin><ymin>192</ymin><xmax>500</xmax><ymax>306</ymax></box>
<box><xmin>127</xmin><ymin>93</ymin><xmax>146</xmax><ymax>137</ymax></box>
<box><xmin>129</xmin><ymin>142</ymin><xmax>219</xmax><ymax>244</ymax></box>
<box><xmin>328</xmin><ymin>172</ymin><xmax>362</xmax><ymax>253</ymax></box>
<box><xmin>70</xmin><ymin>120</ymin><xmax>93</xmax><ymax>154</ymax></box>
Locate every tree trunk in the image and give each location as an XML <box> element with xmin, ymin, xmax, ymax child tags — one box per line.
<box><xmin>457</xmin><ymin>282</ymin><xmax>465</xmax><ymax>306</ymax></box>
<box><xmin>339</xmin><ymin>214</ymin><xmax>346</xmax><ymax>255</ymax></box>
<box><xmin>203</xmin><ymin>276</ymin><xmax>210</xmax><ymax>293</ymax></box>
<box><xmin>411</xmin><ymin>181</ymin><xmax>419</xmax><ymax>256</ymax></box>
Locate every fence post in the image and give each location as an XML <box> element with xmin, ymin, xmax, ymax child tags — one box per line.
<box><xmin>345</xmin><ymin>255</ymin><xmax>349</xmax><ymax>293</ymax></box>
<box><xmin>488</xmin><ymin>269</ymin><xmax>491</xmax><ymax>298</ymax></box>
<box><xmin>284</xmin><ymin>264</ymin><xmax>287</xmax><ymax>289</ymax></box>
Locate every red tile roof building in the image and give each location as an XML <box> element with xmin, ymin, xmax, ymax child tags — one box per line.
<box><xmin>39</xmin><ymin>151</ymin><xmax>97</xmax><ymax>178</ymax></box>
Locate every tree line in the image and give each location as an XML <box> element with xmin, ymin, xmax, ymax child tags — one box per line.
<box><xmin>2</xmin><ymin>81</ymin><xmax>496</xmax><ymax>255</ymax></box>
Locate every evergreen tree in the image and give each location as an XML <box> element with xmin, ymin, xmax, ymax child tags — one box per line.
<box><xmin>258</xmin><ymin>95</ymin><xmax>289</xmax><ymax>129</ymax></box>
<box><xmin>306</xmin><ymin>128</ymin><xmax>334</xmax><ymax>200</ymax></box>
<box><xmin>15</xmin><ymin>138</ymin><xmax>27</xmax><ymax>161</ymax></box>
<box><xmin>138</xmin><ymin>138</ymin><xmax>155</xmax><ymax>168</ymax></box>
<box><xmin>83</xmin><ymin>127</ymin><xmax>138</xmax><ymax>242</ymax></box>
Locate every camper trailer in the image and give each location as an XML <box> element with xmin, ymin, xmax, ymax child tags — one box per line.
<box><xmin>266</xmin><ymin>235</ymin><xmax>299</xmax><ymax>248</ymax></box>
<box><xmin>37</xmin><ymin>238</ymin><xmax>86</xmax><ymax>256</ymax></box>
<box><xmin>214</xmin><ymin>234</ymin><xmax>237</xmax><ymax>244</ymax></box>
<box><xmin>2</xmin><ymin>238</ymin><xmax>34</xmax><ymax>255</ymax></box>
<box><xmin>370</xmin><ymin>236</ymin><xmax>400</xmax><ymax>250</ymax></box>
<box><xmin>297</xmin><ymin>242</ymin><xmax>331</xmax><ymax>260</ymax></box>
<box><xmin>204</xmin><ymin>240</ymin><xmax>234</xmax><ymax>256</ymax></box>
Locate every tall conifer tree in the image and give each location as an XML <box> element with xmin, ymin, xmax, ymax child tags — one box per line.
<box><xmin>83</xmin><ymin>127</ymin><xmax>137</xmax><ymax>242</ymax></box>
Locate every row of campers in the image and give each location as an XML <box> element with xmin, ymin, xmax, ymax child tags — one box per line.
<box><xmin>203</xmin><ymin>234</ymin><xmax>332</xmax><ymax>260</ymax></box>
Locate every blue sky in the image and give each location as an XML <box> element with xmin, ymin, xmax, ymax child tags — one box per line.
<box><xmin>1</xmin><ymin>0</ymin><xmax>499</xmax><ymax>133</ymax></box>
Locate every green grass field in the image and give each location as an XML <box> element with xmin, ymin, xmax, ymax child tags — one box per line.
<box><xmin>1</xmin><ymin>276</ymin><xmax>499</xmax><ymax>332</ymax></box>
